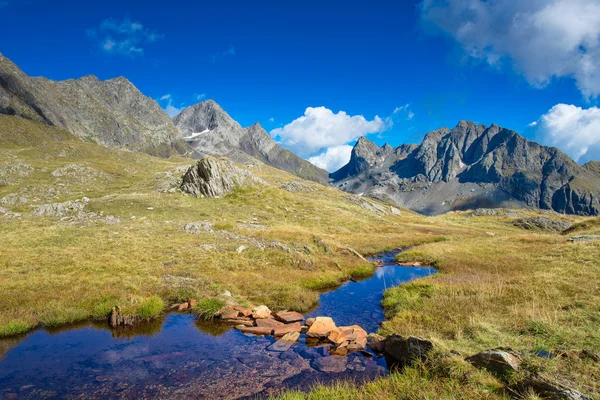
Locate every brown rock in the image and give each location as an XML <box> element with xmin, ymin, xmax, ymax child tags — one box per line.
<box><xmin>305</xmin><ymin>317</ymin><xmax>315</xmax><ymax>327</ymax></box>
<box><xmin>177</xmin><ymin>302</ymin><xmax>189</xmax><ymax>311</ymax></box>
<box><xmin>312</xmin><ymin>356</ymin><xmax>347</xmax><ymax>373</ymax></box>
<box><xmin>256</xmin><ymin>318</ymin><xmax>284</xmax><ymax>329</ymax></box>
<box><xmin>306</xmin><ymin>317</ymin><xmax>336</xmax><ymax>338</ymax></box>
<box><xmin>300</xmin><ymin>325</ymin><xmax>309</xmax><ymax>334</ymax></box>
<box><xmin>220</xmin><ymin>309</ymin><xmax>241</xmax><ymax>319</ymax></box>
<box><xmin>252</xmin><ymin>305</ymin><xmax>272</xmax><ymax>319</ymax></box>
<box><xmin>188</xmin><ymin>299</ymin><xmax>197</xmax><ymax>308</ymax></box>
<box><xmin>347</xmin><ymin>337</ymin><xmax>367</xmax><ymax>352</ymax></box>
<box><xmin>281</xmin><ymin>331</ymin><xmax>300</xmax><ymax>343</ymax></box>
<box><xmin>273</xmin><ymin>322</ymin><xmax>302</xmax><ymax>337</ymax></box>
<box><xmin>384</xmin><ymin>335</ymin><xmax>434</xmax><ymax>366</ymax></box>
<box><xmin>235</xmin><ymin>326</ymin><xmax>273</xmax><ymax>335</ymax></box>
<box><xmin>466</xmin><ymin>348</ymin><xmax>521</xmax><ymax>375</ymax></box>
<box><xmin>233</xmin><ymin>305</ymin><xmax>252</xmax><ymax>317</ymax></box>
<box><xmin>274</xmin><ymin>311</ymin><xmax>304</xmax><ymax>323</ymax></box>
<box><xmin>367</xmin><ymin>333</ymin><xmax>386</xmax><ymax>353</ymax></box>
<box><xmin>268</xmin><ymin>331</ymin><xmax>301</xmax><ymax>352</ymax></box>
<box><xmin>223</xmin><ymin>318</ymin><xmax>255</xmax><ymax>326</ymax></box>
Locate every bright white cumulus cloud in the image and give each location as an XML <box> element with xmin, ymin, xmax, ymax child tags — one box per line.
<box><xmin>421</xmin><ymin>0</ymin><xmax>600</xmax><ymax>98</ymax></box>
<box><xmin>532</xmin><ymin>104</ymin><xmax>600</xmax><ymax>164</ymax></box>
<box><xmin>308</xmin><ymin>145</ymin><xmax>354</xmax><ymax>172</ymax></box>
<box><xmin>271</xmin><ymin>106</ymin><xmax>388</xmax><ymax>164</ymax></box>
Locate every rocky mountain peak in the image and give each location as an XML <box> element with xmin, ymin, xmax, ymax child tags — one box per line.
<box><xmin>0</xmin><ymin>53</ymin><xmax>186</xmax><ymax>157</ymax></box>
<box><xmin>332</xmin><ymin>120</ymin><xmax>600</xmax><ymax>216</ymax></box>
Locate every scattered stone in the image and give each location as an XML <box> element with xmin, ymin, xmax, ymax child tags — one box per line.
<box><xmin>513</xmin><ymin>216</ymin><xmax>571</xmax><ymax>232</ymax></box>
<box><xmin>198</xmin><ymin>244</ymin><xmax>216</xmax><ymax>251</ymax></box>
<box><xmin>233</xmin><ymin>306</ymin><xmax>253</xmax><ymax>317</ymax></box>
<box><xmin>180</xmin><ymin>157</ymin><xmax>265</xmax><ymax>198</ymax></box>
<box><xmin>223</xmin><ymin>290</ymin><xmax>232</xmax><ymax>297</ymax></box>
<box><xmin>223</xmin><ymin>318</ymin><xmax>255</xmax><ymax>327</ymax></box>
<box><xmin>51</xmin><ymin>163</ymin><xmax>108</xmax><ymax>185</ymax></box>
<box><xmin>183</xmin><ymin>221</ymin><xmax>213</xmax><ymax>234</ymax></box>
<box><xmin>188</xmin><ymin>299</ymin><xmax>197</xmax><ymax>308</ymax></box>
<box><xmin>273</xmin><ymin>322</ymin><xmax>302</xmax><ymax>337</ymax></box>
<box><xmin>236</xmin><ymin>245</ymin><xmax>248</xmax><ymax>253</ymax></box>
<box><xmin>274</xmin><ymin>311</ymin><xmax>304</xmax><ymax>323</ymax></box>
<box><xmin>306</xmin><ymin>317</ymin><xmax>336</xmax><ymax>338</ymax></box>
<box><xmin>512</xmin><ymin>375</ymin><xmax>593</xmax><ymax>400</ymax></box>
<box><xmin>177</xmin><ymin>302</ymin><xmax>189</xmax><ymax>311</ymax></box>
<box><xmin>235</xmin><ymin>326</ymin><xmax>273</xmax><ymax>336</ymax></box>
<box><xmin>252</xmin><ymin>305</ymin><xmax>272</xmax><ymax>319</ymax></box>
<box><xmin>305</xmin><ymin>318</ymin><xmax>315</xmax><ymax>327</ymax></box>
<box><xmin>312</xmin><ymin>356</ymin><xmax>347</xmax><ymax>373</ymax></box>
<box><xmin>383</xmin><ymin>335</ymin><xmax>434</xmax><ymax>366</ymax></box>
<box><xmin>580</xmin><ymin>349</ymin><xmax>600</xmax><ymax>362</ymax></box>
<box><xmin>255</xmin><ymin>319</ymin><xmax>284</xmax><ymax>329</ymax></box>
<box><xmin>268</xmin><ymin>332</ymin><xmax>301</xmax><ymax>352</ymax></box>
<box><xmin>470</xmin><ymin>208</ymin><xmax>523</xmax><ymax>217</ymax></box>
<box><xmin>220</xmin><ymin>309</ymin><xmax>241</xmax><ymax>319</ymax></box>
<box><xmin>390</xmin><ymin>206</ymin><xmax>401</xmax><ymax>215</ymax></box>
<box><xmin>367</xmin><ymin>333</ymin><xmax>386</xmax><ymax>353</ymax></box>
<box><xmin>345</xmin><ymin>195</ymin><xmax>389</xmax><ymax>216</ymax></box>
<box><xmin>0</xmin><ymin>207</ymin><xmax>21</xmax><ymax>218</ymax></box>
<box><xmin>397</xmin><ymin>262</ymin><xmax>424</xmax><ymax>267</ymax></box>
<box><xmin>466</xmin><ymin>348</ymin><xmax>521</xmax><ymax>376</ymax></box>
<box><xmin>280</xmin><ymin>181</ymin><xmax>317</xmax><ymax>193</ymax></box>
<box><xmin>32</xmin><ymin>200</ymin><xmax>85</xmax><ymax>217</ymax></box>
<box><xmin>569</xmin><ymin>235</ymin><xmax>600</xmax><ymax>243</ymax></box>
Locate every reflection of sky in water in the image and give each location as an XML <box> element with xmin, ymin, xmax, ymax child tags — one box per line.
<box><xmin>0</xmin><ymin>251</ymin><xmax>436</xmax><ymax>399</ymax></box>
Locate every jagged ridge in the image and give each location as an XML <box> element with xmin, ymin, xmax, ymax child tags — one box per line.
<box><xmin>0</xmin><ymin>52</ymin><xmax>187</xmax><ymax>157</ymax></box>
<box><xmin>173</xmin><ymin>100</ymin><xmax>329</xmax><ymax>184</ymax></box>
<box><xmin>332</xmin><ymin>121</ymin><xmax>600</xmax><ymax>216</ymax></box>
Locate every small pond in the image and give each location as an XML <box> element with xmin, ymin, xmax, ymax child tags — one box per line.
<box><xmin>0</xmin><ymin>250</ymin><xmax>435</xmax><ymax>399</ymax></box>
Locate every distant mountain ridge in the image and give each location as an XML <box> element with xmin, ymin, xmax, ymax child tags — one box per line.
<box><xmin>332</xmin><ymin>121</ymin><xmax>600</xmax><ymax>216</ymax></box>
<box><xmin>173</xmin><ymin>100</ymin><xmax>329</xmax><ymax>184</ymax></box>
<box><xmin>0</xmin><ymin>52</ymin><xmax>187</xmax><ymax>157</ymax></box>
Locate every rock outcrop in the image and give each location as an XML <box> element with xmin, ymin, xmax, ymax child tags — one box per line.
<box><xmin>173</xmin><ymin>100</ymin><xmax>329</xmax><ymax>184</ymax></box>
<box><xmin>0</xmin><ymin>52</ymin><xmax>187</xmax><ymax>157</ymax></box>
<box><xmin>331</xmin><ymin>121</ymin><xmax>600</xmax><ymax>216</ymax></box>
<box><xmin>180</xmin><ymin>157</ymin><xmax>264</xmax><ymax>198</ymax></box>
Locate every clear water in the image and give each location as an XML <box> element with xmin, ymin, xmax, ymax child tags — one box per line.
<box><xmin>0</xmin><ymin>251</ymin><xmax>435</xmax><ymax>399</ymax></box>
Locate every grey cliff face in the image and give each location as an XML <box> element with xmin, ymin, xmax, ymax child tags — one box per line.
<box><xmin>173</xmin><ymin>100</ymin><xmax>329</xmax><ymax>184</ymax></box>
<box><xmin>0</xmin><ymin>53</ymin><xmax>187</xmax><ymax>157</ymax></box>
<box><xmin>332</xmin><ymin>122</ymin><xmax>600</xmax><ymax>216</ymax></box>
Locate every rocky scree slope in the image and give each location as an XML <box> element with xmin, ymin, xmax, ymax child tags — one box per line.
<box><xmin>332</xmin><ymin>121</ymin><xmax>600</xmax><ymax>216</ymax></box>
<box><xmin>0</xmin><ymin>53</ymin><xmax>187</xmax><ymax>157</ymax></box>
<box><xmin>173</xmin><ymin>100</ymin><xmax>329</xmax><ymax>184</ymax></box>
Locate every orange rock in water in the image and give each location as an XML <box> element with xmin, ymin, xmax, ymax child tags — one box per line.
<box><xmin>273</xmin><ymin>322</ymin><xmax>302</xmax><ymax>337</ymax></box>
<box><xmin>306</xmin><ymin>317</ymin><xmax>336</xmax><ymax>338</ymax></box>
<box><xmin>274</xmin><ymin>311</ymin><xmax>304</xmax><ymax>323</ymax></box>
<box><xmin>256</xmin><ymin>318</ymin><xmax>284</xmax><ymax>329</ymax></box>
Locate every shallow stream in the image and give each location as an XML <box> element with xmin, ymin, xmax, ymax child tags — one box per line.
<box><xmin>0</xmin><ymin>250</ymin><xmax>435</xmax><ymax>399</ymax></box>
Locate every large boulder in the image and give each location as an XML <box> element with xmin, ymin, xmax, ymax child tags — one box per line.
<box><xmin>511</xmin><ymin>375</ymin><xmax>593</xmax><ymax>400</ymax></box>
<box><xmin>251</xmin><ymin>305</ymin><xmax>272</xmax><ymax>319</ymax></box>
<box><xmin>466</xmin><ymin>348</ymin><xmax>521</xmax><ymax>376</ymax></box>
<box><xmin>513</xmin><ymin>216</ymin><xmax>571</xmax><ymax>232</ymax></box>
<box><xmin>383</xmin><ymin>334</ymin><xmax>434</xmax><ymax>366</ymax></box>
<box><xmin>180</xmin><ymin>157</ymin><xmax>265</xmax><ymax>198</ymax></box>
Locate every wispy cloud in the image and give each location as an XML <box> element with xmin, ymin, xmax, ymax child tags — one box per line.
<box><xmin>194</xmin><ymin>93</ymin><xmax>206</xmax><ymax>101</ymax></box>
<box><xmin>393</xmin><ymin>103</ymin><xmax>414</xmax><ymax>120</ymax></box>
<box><xmin>87</xmin><ymin>17</ymin><xmax>163</xmax><ymax>58</ymax></box>
<box><xmin>268</xmin><ymin>117</ymin><xmax>275</xmax><ymax>123</ymax></box>
<box><xmin>158</xmin><ymin>94</ymin><xmax>183</xmax><ymax>118</ymax></box>
<box><xmin>211</xmin><ymin>45</ymin><xmax>236</xmax><ymax>63</ymax></box>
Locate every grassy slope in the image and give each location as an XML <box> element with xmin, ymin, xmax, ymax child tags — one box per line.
<box><xmin>1</xmin><ymin>115</ymin><xmax>599</xmax><ymax>398</ymax></box>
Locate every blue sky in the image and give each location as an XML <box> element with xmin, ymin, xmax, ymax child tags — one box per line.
<box><xmin>1</xmin><ymin>0</ymin><xmax>599</xmax><ymax>171</ymax></box>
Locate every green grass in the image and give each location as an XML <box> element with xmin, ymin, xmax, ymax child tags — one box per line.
<box><xmin>193</xmin><ymin>298</ymin><xmax>226</xmax><ymax>320</ymax></box>
<box><xmin>0</xmin><ymin>320</ymin><xmax>31</xmax><ymax>337</ymax></box>
<box><xmin>137</xmin><ymin>296</ymin><xmax>165</xmax><ymax>319</ymax></box>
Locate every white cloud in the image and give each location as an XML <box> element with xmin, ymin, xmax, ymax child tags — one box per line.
<box><xmin>160</xmin><ymin>94</ymin><xmax>171</xmax><ymax>100</ymax></box>
<box><xmin>532</xmin><ymin>104</ymin><xmax>600</xmax><ymax>163</ymax></box>
<box><xmin>271</xmin><ymin>106</ymin><xmax>388</xmax><ymax>158</ymax></box>
<box><xmin>211</xmin><ymin>45</ymin><xmax>236</xmax><ymax>63</ymax></box>
<box><xmin>393</xmin><ymin>103</ymin><xmax>415</xmax><ymax>120</ymax></box>
<box><xmin>194</xmin><ymin>93</ymin><xmax>206</xmax><ymax>101</ymax></box>
<box><xmin>269</xmin><ymin>117</ymin><xmax>275</xmax><ymax>123</ymax></box>
<box><xmin>87</xmin><ymin>17</ymin><xmax>163</xmax><ymax>57</ymax></box>
<box><xmin>421</xmin><ymin>0</ymin><xmax>600</xmax><ymax>98</ymax></box>
<box><xmin>308</xmin><ymin>145</ymin><xmax>354</xmax><ymax>172</ymax></box>
<box><xmin>164</xmin><ymin>99</ymin><xmax>183</xmax><ymax>118</ymax></box>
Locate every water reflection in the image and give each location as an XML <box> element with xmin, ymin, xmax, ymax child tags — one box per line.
<box><xmin>0</xmin><ymin>251</ymin><xmax>435</xmax><ymax>399</ymax></box>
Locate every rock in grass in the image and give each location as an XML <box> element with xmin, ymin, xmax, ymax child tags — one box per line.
<box><xmin>180</xmin><ymin>157</ymin><xmax>264</xmax><ymax>198</ymax></box>
<box><xmin>513</xmin><ymin>216</ymin><xmax>571</xmax><ymax>232</ymax></box>
<box><xmin>569</xmin><ymin>235</ymin><xmax>600</xmax><ymax>243</ymax></box>
<box><xmin>383</xmin><ymin>334</ymin><xmax>434</xmax><ymax>366</ymax></box>
<box><xmin>511</xmin><ymin>375</ymin><xmax>593</xmax><ymax>400</ymax></box>
<box><xmin>367</xmin><ymin>333</ymin><xmax>386</xmax><ymax>353</ymax></box>
<box><xmin>251</xmin><ymin>305</ymin><xmax>272</xmax><ymax>319</ymax></box>
<box><xmin>466</xmin><ymin>348</ymin><xmax>521</xmax><ymax>375</ymax></box>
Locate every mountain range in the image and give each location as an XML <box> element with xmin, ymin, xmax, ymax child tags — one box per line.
<box><xmin>1</xmin><ymin>53</ymin><xmax>598</xmax><ymax>215</ymax></box>
<box><xmin>331</xmin><ymin>121</ymin><xmax>600</xmax><ymax>216</ymax></box>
